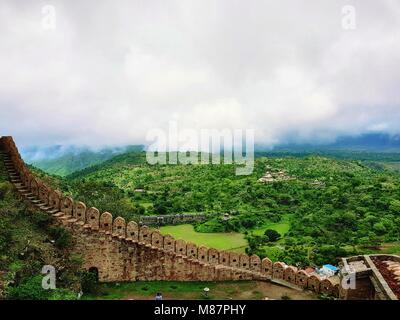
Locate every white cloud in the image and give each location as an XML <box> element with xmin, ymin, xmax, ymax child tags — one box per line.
<box><xmin>0</xmin><ymin>0</ymin><xmax>399</xmax><ymax>148</ymax></box>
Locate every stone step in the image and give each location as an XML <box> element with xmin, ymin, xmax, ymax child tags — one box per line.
<box><xmin>15</xmin><ymin>183</ymin><xmax>26</xmax><ymax>187</ymax></box>
<box><xmin>40</xmin><ymin>205</ymin><xmax>54</xmax><ymax>211</ymax></box>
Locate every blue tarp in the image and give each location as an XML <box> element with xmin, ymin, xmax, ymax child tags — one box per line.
<box><xmin>323</xmin><ymin>264</ymin><xmax>339</xmax><ymax>271</ymax></box>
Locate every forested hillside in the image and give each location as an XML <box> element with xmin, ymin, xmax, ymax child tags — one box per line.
<box><xmin>31</xmin><ymin>150</ymin><xmax>400</xmax><ymax>267</ymax></box>
<box><xmin>26</xmin><ymin>145</ymin><xmax>144</xmax><ymax>177</ymax></box>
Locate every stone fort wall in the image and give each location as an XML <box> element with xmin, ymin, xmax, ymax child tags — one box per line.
<box><xmin>0</xmin><ymin>136</ymin><xmax>339</xmax><ymax>297</ymax></box>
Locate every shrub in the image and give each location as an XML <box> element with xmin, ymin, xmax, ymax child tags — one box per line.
<box><xmin>7</xmin><ymin>275</ymin><xmax>77</xmax><ymax>300</ymax></box>
<box><xmin>0</xmin><ymin>219</ymin><xmax>12</xmax><ymax>252</ymax></box>
<box><xmin>0</xmin><ymin>182</ymin><xmax>11</xmax><ymax>199</ymax></box>
<box><xmin>30</xmin><ymin>211</ymin><xmax>52</xmax><ymax>229</ymax></box>
<box><xmin>6</xmin><ymin>275</ymin><xmax>49</xmax><ymax>300</ymax></box>
<box><xmin>264</xmin><ymin>229</ymin><xmax>281</xmax><ymax>242</ymax></box>
<box><xmin>48</xmin><ymin>227</ymin><xmax>72</xmax><ymax>249</ymax></box>
<box><xmin>80</xmin><ymin>271</ymin><xmax>98</xmax><ymax>294</ymax></box>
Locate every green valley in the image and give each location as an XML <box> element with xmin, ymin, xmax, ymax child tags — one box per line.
<box><xmin>30</xmin><ymin>149</ymin><xmax>400</xmax><ymax>268</ymax></box>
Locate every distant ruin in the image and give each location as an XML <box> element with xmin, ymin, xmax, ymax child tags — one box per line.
<box><xmin>1</xmin><ymin>136</ymin><xmax>398</xmax><ymax>300</ymax></box>
<box><xmin>258</xmin><ymin>167</ymin><xmax>295</xmax><ymax>183</ymax></box>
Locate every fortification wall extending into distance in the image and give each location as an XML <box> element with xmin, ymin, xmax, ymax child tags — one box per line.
<box><xmin>0</xmin><ymin>136</ymin><xmax>340</xmax><ymax>297</ymax></box>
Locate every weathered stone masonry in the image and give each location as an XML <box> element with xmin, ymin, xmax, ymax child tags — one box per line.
<box><xmin>1</xmin><ymin>136</ymin><xmax>344</xmax><ymax>297</ymax></box>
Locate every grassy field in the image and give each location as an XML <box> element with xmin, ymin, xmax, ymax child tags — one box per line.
<box><xmin>159</xmin><ymin>215</ymin><xmax>292</xmax><ymax>254</ymax></box>
<box><xmin>83</xmin><ymin>281</ymin><xmax>318</xmax><ymax>300</ymax></box>
<box><xmin>159</xmin><ymin>224</ymin><xmax>248</xmax><ymax>252</ymax></box>
<box><xmin>252</xmin><ymin>220</ymin><xmax>291</xmax><ymax>237</ymax></box>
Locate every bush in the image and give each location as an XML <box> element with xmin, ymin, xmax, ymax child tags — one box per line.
<box><xmin>0</xmin><ymin>182</ymin><xmax>11</xmax><ymax>199</ymax></box>
<box><xmin>6</xmin><ymin>275</ymin><xmax>50</xmax><ymax>300</ymax></box>
<box><xmin>7</xmin><ymin>275</ymin><xmax>77</xmax><ymax>300</ymax></box>
<box><xmin>30</xmin><ymin>211</ymin><xmax>52</xmax><ymax>229</ymax></box>
<box><xmin>0</xmin><ymin>220</ymin><xmax>12</xmax><ymax>252</ymax></box>
<box><xmin>80</xmin><ymin>271</ymin><xmax>98</xmax><ymax>294</ymax></box>
<box><xmin>48</xmin><ymin>227</ymin><xmax>72</xmax><ymax>249</ymax></box>
<box><xmin>264</xmin><ymin>229</ymin><xmax>281</xmax><ymax>242</ymax></box>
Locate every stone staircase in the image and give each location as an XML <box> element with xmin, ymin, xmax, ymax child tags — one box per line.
<box><xmin>0</xmin><ymin>150</ymin><xmax>59</xmax><ymax>215</ymax></box>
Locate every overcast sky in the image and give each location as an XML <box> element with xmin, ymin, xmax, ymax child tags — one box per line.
<box><xmin>0</xmin><ymin>0</ymin><xmax>399</xmax><ymax>148</ymax></box>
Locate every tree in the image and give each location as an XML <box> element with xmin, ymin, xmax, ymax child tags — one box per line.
<box><xmin>264</xmin><ymin>229</ymin><xmax>281</xmax><ymax>242</ymax></box>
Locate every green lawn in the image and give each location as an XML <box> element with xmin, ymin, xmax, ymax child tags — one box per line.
<box><xmin>252</xmin><ymin>222</ymin><xmax>290</xmax><ymax>237</ymax></box>
<box><xmin>252</xmin><ymin>214</ymin><xmax>291</xmax><ymax>237</ymax></box>
<box><xmin>159</xmin><ymin>224</ymin><xmax>247</xmax><ymax>252</ymax></box>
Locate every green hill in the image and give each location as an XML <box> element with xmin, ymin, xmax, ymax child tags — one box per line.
<box><xmin>29</xmin><ymin>145</ymin><xmax>144</xmax><ymax>177</ymax></box>
<box><xmin>30</xmin><ymin>149</ymin><xmax>400</xmax><ymax>266</ymax></box>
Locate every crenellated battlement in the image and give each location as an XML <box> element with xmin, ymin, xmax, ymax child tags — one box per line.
<box><xmin>0</xmin><ymin>136</ymin><xmax>341</xmax><ymax>297</ymax></box>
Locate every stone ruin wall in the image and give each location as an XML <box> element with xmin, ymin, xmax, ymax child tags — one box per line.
<box><xmin>139</xmin><ymin>213</ymin><xmax>206</xmax><ymax>226</ymax></box>
<box><xmin>0</xmin><ymin>136</ymin><xmax>339</xmax><ymax>297</ymax></box>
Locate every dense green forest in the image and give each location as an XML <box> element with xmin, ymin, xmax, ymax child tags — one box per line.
<box><xmin>31</xmin><ymin>149</ymin><xmax>400</xmax><ymax>267</ymax></box>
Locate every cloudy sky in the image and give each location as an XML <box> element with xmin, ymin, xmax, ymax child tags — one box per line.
<box><xmin>0</xmin><ymin>0</ymin><xmax>399</xmax><ymax>148</ymax></box>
